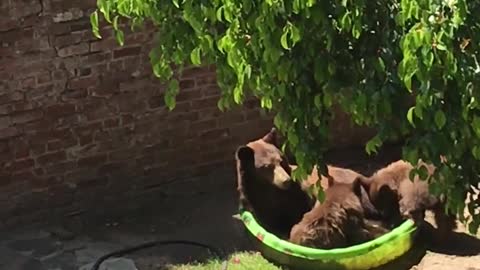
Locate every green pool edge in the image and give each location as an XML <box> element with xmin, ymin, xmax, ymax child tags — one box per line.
<box><xmin>240</xmin><ymin>211</ymin><xmax>417</xmax><ymax>269</ymax></box>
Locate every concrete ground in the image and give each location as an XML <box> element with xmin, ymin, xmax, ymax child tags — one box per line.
<box><xmin>0</xmin><ymin>145</ymin><xmax>479</xmax><ymax>270</ymax></box>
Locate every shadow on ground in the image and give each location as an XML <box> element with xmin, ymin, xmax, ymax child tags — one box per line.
<box><xmin>1</xmin><ymin>143</ymin><xmax>479</xmax><ymax>270</ymax></box>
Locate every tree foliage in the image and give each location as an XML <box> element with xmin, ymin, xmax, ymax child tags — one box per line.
<box><xmin>91</xmin><ymin>0</ymin><xmax>480</xmax><ymax>233</ymax></box>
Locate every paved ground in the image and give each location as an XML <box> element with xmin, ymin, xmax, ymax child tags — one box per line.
<box><xmin>0</xmin><ymin>145</ymin><xmax>479</xmax><ymax>270</ymax></box>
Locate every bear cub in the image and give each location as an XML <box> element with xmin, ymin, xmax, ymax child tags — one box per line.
<box><xmin>289</xmin><ymin>176</ymin><xmax>389</xmax><ymax>249</ymax></box>
<box><xmin>358</xmin><ymin>160</ymin><xmax>457</xmax><ymax>238</ymax></box>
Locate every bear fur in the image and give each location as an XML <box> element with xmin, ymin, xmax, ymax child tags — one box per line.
<box><xmin>235</xmin><ymin>128</ymin><xmax>315</xmax><ymax>238</ymax></box>
<box><xmin>289</xmin><ymin>177</ymin><xmax>389</xmax><ymax>249</ymax></box>
<box><xmin>294</xmin><ymin>164</ymin><xmax>382</xmax><ymax>220</ymax></box>
<box><xmin>358</xmin><ymin>160</ymin><xmax>457</xmax><ymax>236</ymax></box>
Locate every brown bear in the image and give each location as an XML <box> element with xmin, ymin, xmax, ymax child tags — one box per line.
<box><xmin>289</xmin><ymin>177</ymin><xmax>389</xmax><ymax>249</ymax></box>
<box><xmin>357</xmin><ymin>160</ymin><xmax>457</xmax><ymax>238</ymax></box>
<box><xmin>235</xmin><ymin>128</ymin><xmax>315</xmax><ymax>238</ymax></box>
<box><xmin>294</xmin><ymin>164</ymin><xmax>383</xmax><ymax>220</ymax></box>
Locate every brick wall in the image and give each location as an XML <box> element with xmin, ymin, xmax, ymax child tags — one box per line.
<box><xmin>0</xmin><ymin>0</ymin><xmax>374</xmax><ymax>227</ymax></box>
<box><xmin>0</xmin><ymin>0</ymin><xmax>277</xmax><ymax>227</ymax></box>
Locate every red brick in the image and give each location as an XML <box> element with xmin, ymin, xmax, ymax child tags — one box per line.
<box><xmin>0</xmin><ymin>173</ymin><xmax>12</xmax><ymax>187</ymax></box>
<box><xmin>68</xmin><ymin>76</ymin><xmax>97</xmax><ymax>89</ymax></box>
<box><xmin>90</xmin><ymin>39</ymin><xmax>119</xmax><ymax>52</ymax></box>
<box><xmin>0</xmin><ymin>116</ymin><xmax>10</xmax><ymax>129</ymax></box>
<box><xmin>148</xmin><ymin>96</ymin><xmax>164</xmax><ymax>109</ymax></box>
<box><xmin>195</xmin><ymin>73</ymin><xmax>217</xmax><ymax>86</ymax></box>
<box><xmin>103</xmin><ymin>118</ymin><xmax>120</xmax><ymax>129</ymax></box>
<box><xmin>12</xmin><ymin>102</ymin><xmax>36</xmax><ymax>113</ymax></box>
<box><xmin>61</xmin><ymin>88</ymin><xmax>88</xmax><ymax>100</ymax></box>
<box><xmin>217</xmin><ymin>113</ymin><xmax>245</xmax><ymax>127</ymax></box>
<box><xmin>57</xmin><ymin>43</ymin><xmax>89</xmax><ymax>57</ymax></box>
<box><xmin>191</xmin><ymin>97</ymin><xmax>219</xmax><ymax>110</ymax></box>
<box><xmin>11</xmin><ymin>110</ymin><xmax>43</xmax><ymax>124</ymax></box>
<box><xmin>0</xmin><ymin>127</ymin><xmax>20</xmax><ymax>140</ymax></box>
<box><xmin>36</xmin><ymin>151</ymin><xmax>67</xmax><ymax>166</ymax></box>
<box><xmin>79</xmin><ymin>134</ymin><xmax>93</xmax><ymax>146</ymax></box>
<box><xmin>108</xmin><ymin>149</ymin><xmax>135</xmax><ymax>161</ymax></box>
<box><xmin>54</xmin><ymin>32</ymin><xmax>84</xmax><ymax>47</ymax></box>
<box><xmin>97</xmin><ymin>162</ymin><xmax>127</xmax><ymax>175</ymax></box>
<box><xmin>52</xmin><ymin>70</ymin><xmax>67</xmax><ymax>81</ymax></box>
<box><xmin>0</xmin><ymin>92</ymin><xmax>24</xmax><ymax>105</ymax></box>
<box><xmin>76</xmin><ymin>67</ymin><xmax>92</xmax><ymax>77</ymax></box>
<box><xmin>113</xmin><ymin>46</ymin><xmax>142</xmax><ymax>59</ymax></box>
<box><xmin>69</xmin><ymin>18</ymin><xmax>94</xmax><ymax>32</ymax></box>
<box><xmin>121</xmin><ymin>114</ymin><xmax>134</xmax><ymax>125</ymax></box>
<box><xmin>10</xmin><ymin>171</ymin><xmax>35</xmax><ymax>183</ymax></box>
<box><xmin>47</xmin><ymin>140</ymin><xmax>63</xmax><ymax>152</ymax></box>
<box><xmin>179</xmin><ymin>79</ymin><xmax>196</xmax><ymax>90</ymax></box>
<box><xmin>190</xmin><ymin>119</ymin><xmax>218</xmax><ymax>131</ymax></box>
<box><xmin>81</xmin><ymin>52</ymin><xmax>111</xmax><ymax>65</ymax></box>
<box><xmin>202</xmin><ymin>86</ymin><xmax>220</xmax><ymax>97</ymax></box>
<box><xmin>33</xmin><ymin>128</ymin><xmax>72</xmax><ymax>142</ymax></box>
<box><xmin>74</xmin><ymin>121</ymin><xmax>102</xmax><ymax>135</ymax></box>
<box><xmin>7</xmin><ymin>158</ymin><xmax>35</xmax><ymax>172</ymax></box>
<box><xmin>77</xmin><ymin>154</ymin><xmax>107</xmax><ymax>167</ymax></box>
<box><xmin>36</xmin><ymin>72</ymin><xmax>52</xmax><ymax>85</ymax></box>
<box><xmin>44</xmin><ymin>161</ymin><xmax>76</xmax><ymax>175</ymax></box>
<box><xmin>199</xmin><ymin>128</ymin><xmax>230</xmax><ymax>140</ymax></box>
<box><xmin>45</xmin><ymin>103</ymin><xmax>76</xmax><ymax>118</ymax></box>
<box><xmin>22</xmin><ymin>77</ymin><xmax>36</xmax><ymax>89</ymax></box>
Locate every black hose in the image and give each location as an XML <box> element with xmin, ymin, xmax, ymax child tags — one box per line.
<box><xmin>90</xmin><ymin>239</ymin><xmax>227</xmax><ymax>270</ymax></box>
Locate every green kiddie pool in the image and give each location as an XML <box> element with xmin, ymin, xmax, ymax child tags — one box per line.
<box><xmin>239</xmin><ymin>210</ymin><xmax>417</xmax><ymax>270</ymax></box>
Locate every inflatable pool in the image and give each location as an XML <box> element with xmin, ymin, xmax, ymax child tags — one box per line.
<box><xmin>240</xmin><ymin>210</ymin><xmax>417</xmax><ymax>270</ymax></box>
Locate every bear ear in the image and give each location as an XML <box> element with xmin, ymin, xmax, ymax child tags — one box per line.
<box><xmin>236</xmin><ymin>146</ymin><xmax>254</xmax><ymax>163</ymax></box>
<box><xmin>352</xmin><ymin>177</ymin><xmax>363</xmax><ymax>196</ymax></box>
<box><xmin>354</xmin><ymin>175</ymin><xmax>370</xmax><ymax>190</ymax></box>
<box><xmin>261</xmin><ymin>127</ymin><xmax>279</xmax><ymax>146</ymax></box>
<box><xmin>327</xmin><ymin>175</ymin><xmax>335</xmax><ymax>188</ymax></box>
<box><xmin>377</xmin><ymin>184</ymin><xmax>397</xmax><ymax>199</ymax></box>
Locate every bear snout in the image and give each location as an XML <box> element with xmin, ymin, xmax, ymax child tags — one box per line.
<box><xmin>273</xmin><ymin>166</ymin><xmax>293</xmax><ymax>190</ymax></box>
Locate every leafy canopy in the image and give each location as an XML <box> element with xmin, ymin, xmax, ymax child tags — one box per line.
<box><xmin>91</xmin><ymin>0</ymin><xmax>480</xmax><ymax>233</ymax></box>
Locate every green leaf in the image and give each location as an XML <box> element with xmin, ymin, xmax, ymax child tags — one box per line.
<box><xmin>165</xmin><ymin>80</ymin><xmax>179</xmax><ymax>110</ymax></box>
<box><xmin>317</xmin><ymin>187</ymin><xmax>326</xmax><ymax>203</ymax></box>
<box><xmin>323</xmin><ymin>92</ymin><xmax>333</xmax><ymax>108</ymax></box>
<box><xmin>280</xmin><ymin>26</ymin><xmax>290</xmax><ymax>49</ymax></box>
<box><xmin>436</xmin><ymin>44</ymin><xmax>447</xmax><ymax>51</ymax></box>
<box><xmin>469</xmin><ymin>215</ymin><xmax>480</xmax><ymax>235</ymax></box>
<box><xmin>366</xmin><ymin>135</ymin><xmax>383</xmax><ymax>155</ymax></box>
<box><xmin>407</xmin><ymin>106</ymin><xmax>416</xmax><ymax>127</ymax></box>
<box><xmin>290</xmin><ymin>25</ymin><xmax>301</xmax><ymax>44</ymax></box>
<box><xmin>112</xmin><ymin>16</ymin><xmax>119</xmax><ymax>31</ymax></box>
<box><xmin>90</xmin><ymin>10</ymin><xmax>102</xmax><ymax>39</ymax></box>
<box><xmin>352</xmin><ymin>20</ymin><xmax>362</xmax><ymax>39</ymax></box>
<box><xmin>288</xmin><ymin>129</ymin><xmax>299</xmax><ymax>147</ymax></box>
<box><xmin>418</xmin><ymin>165</ymin><xmax>429</xmax><ymax>180</ymax></box>
<box><xmin>378</xmin><ymin>57</ymin><xmax>385</xmax><ymax>72</ymax></box>
<box><xmin>403</xmin><ymin>147</ymin><xmax>419</xmax><ymax>167</ymax></box>
<box><xmin>234</xmin><ymin>87</ymin><xmax>242</xmax><ymax>104</ymax></box>
<box><xmin>414</xmin><ymin>105</ymin><xmax>423</xmax><ymax>120</ymax></box>
<box><xmin>244</xmin><ymin>64</ymin><xmax>252</xmax><ymax>79</ymax></box>
<box><xmin>471</xmin><ymin>146</ymin><xmax>480</xmax><ymax>160</ymax></box>
<box><xmin>472</xmin><ymin>116</ymin><xmax>480</xmax><ymax>137</ymax></box>
<box><xmin>115</xmin><ymin>29</ymin><xmax>125</xmax><ymax>46</ymax></box>
<box><xmin>434</xmin><ymin>110</ymin><xmax>447</xmax><ymax>129</ymax></box>
<box><xmin>216</xmin><ymin>6</ymin><xmax>224</xmax><ymax>22</ymax></box>
<box><xmin>340</xmin><ymin>12</ymin><xmax>352</xmax><ymax>30</ymax></box>
<box><xmin>314</xmin><ymin>95</ymin><xmax>322</xmax><ymax>109</ymax></box>
<box><xmin>172</xmin><ymin>0</ymin><xmax>180</xmax><ymax>8</ymax></box>
<box><xmin>190</xmin><ymin>47</ymin><xmax>202</xmax><ymax>66</ymax></box>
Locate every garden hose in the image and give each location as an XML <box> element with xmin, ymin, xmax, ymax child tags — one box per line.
<box><xmin>90</xmin><ymin>239</ymin><xmax>228</xmax><ymax>270</ymax></box>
